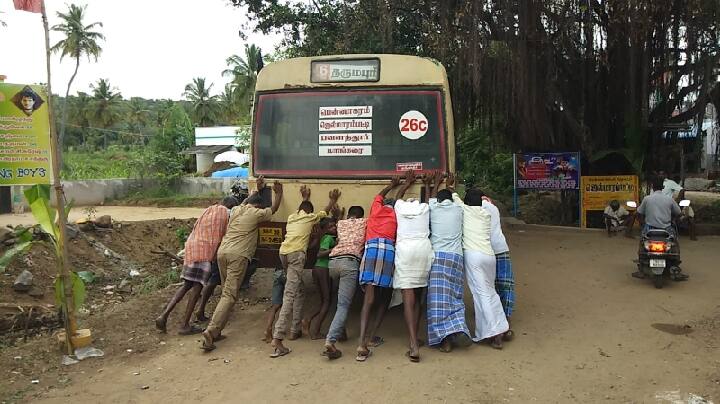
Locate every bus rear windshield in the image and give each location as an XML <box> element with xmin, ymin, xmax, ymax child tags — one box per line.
<box><xmin>253</xmin><ymin>89</ymin><xmax>447</xmax><ymax>176</ymax></box>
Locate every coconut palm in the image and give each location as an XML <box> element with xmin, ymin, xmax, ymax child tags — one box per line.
<box><xmin>69</xmin><ymin>92</ymin><xmax>92</xmax><ymax>146</ymax></box>
<box><xmin>126</xmin><ymin>97</ymin><xmax>151</xmax><ymax>145</ymax></box>
<box><xmin>183</xmin><ymin>77</ymin><xmax>219</xmax><ymax>127</ymax></box>
<box><xmin>51</xmin><ymin>3</ymin><xmax>105</xmax><ymax>151</ymax></box>
<box><xmin>90</xmin><ymin>79</ymin><xmax>122</xmax><ymax>147</ymax></box>
<box><xmin>218</xmin><ymin>83</ymin><xmax>238</xmax><ymax>124</ymax></box>
<box><xmin>222</xmin><ymin>44</ymin><xmax>262</xmax><ymax>105</ymax></box>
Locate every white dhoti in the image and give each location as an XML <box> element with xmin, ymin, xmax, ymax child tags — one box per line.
<box><xmin>464</xmin><ymin>249</ymin><xmax>509</xmax><ymax>341</ymax></box>
<box><xmin>392</xmin><ymin>236</ymin><xmax>434</xmax><ymax>290</ymax></box>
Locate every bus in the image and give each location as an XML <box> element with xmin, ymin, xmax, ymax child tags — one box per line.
<box><xmin>250</xmin><ymin>54</ymin><xmax>456</xmax><ymax>267</ymax></box>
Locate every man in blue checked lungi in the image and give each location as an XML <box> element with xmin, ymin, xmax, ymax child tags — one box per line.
<box><xmin>425</xmin><ymin>172</ymin><xmax>472</xmax><ymax>353</ymax></box>
<box><xmin>481</xmin><ymin>193</ymin><xmax>515</xmax><ymax>342</ymax></box>
<box><xmin>355</xmin><ymin>176</ymin><xmax>402</xmax><ymax>362</ymax></box>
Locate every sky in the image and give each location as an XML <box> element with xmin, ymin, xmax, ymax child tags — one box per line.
<box><xmin>0</xmin><ymin>0</ymin><xmax>282</xmax><ymax>100</ymax></box>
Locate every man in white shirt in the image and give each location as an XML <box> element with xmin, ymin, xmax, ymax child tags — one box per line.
<box><xmin>659</xmin><ymin>171</ymin><xmax>683</xmax><ymax>198</ymax></box>
<box><xmin>393</xmin><ymin>170</ymin><xmax>434</xmax><ymax>362</ymax></box>
<box><xmin>479</xmin><ymin>192</ymin><xmax>515</xmax><ymax>343</ymax></box>
<box><xmin>603</xmin><ymin>200</ymin><xmax>632</xmax><ymax>237</ymax></box>
<box><xmin>453</xmin><ymin>186</ymin><xmax>509</xmax><ymax>349</ymax></box>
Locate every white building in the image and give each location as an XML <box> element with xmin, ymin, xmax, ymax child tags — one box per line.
<box><xmin>184</xmin><ymin>126</ymin><xmax>250</xmax><ymax>174</ymax></box>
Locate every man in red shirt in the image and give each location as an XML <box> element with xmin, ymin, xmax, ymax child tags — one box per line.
<box><xmin>355</xmin><ymin>176</ymin><xmax>402</xmax><ymax>361</ymax></box>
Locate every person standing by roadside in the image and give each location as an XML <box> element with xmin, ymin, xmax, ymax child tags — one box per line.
<box><xmin>355</xmin><ymin>176</ymin><xmax>402</xmax><ymax>362</ymax></box>
<box><xmin>426</xmin><ymin>172</ymin><xmax>472</xmax><ymax>353</ymax></box>
<box><xmin>322</xmin><ymin>205</ymin><xmax>367</xmax><ymax>360</ymax></box>
<box><xmin>155</xmin><ymin>196</ymin><xmax>239</xmax><ymax>335</ymax></box>
<box><xmin>201</xmin><ymin>177</ymin><xmax>283</xmax><ymax>351</ymax></box>
<box><xmin>270</xmin><ymin>187</ymin><xmax>341</xmax><ymax>358</ymax></box>
<box><xmin>480</xmin><ymin>191</ymin><xmax>516</xmax><ymax>343</ymax></box>
<box><xmin>393</xmin><ymin>170</ymin><xmax>434</xmax><ymax>363</ymax></box>
<box><xmin>452</xmin><ymin>184</ymin><xmax>509</xmax><ymax>349</ymax></box>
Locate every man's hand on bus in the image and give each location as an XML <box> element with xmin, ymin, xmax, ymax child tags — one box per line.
<box><xmin>446</xmin><ymin>172</ymin><xmax>456</xmax><ymax>192</ymax></box>
<box><xmin>433</xmin><ymin>170</ymin><xmax>444</xmax><ymax>192</ymax></box>
<box><xmin>380</xmin><ymin>176</ymin><xmax>402</xmax><ymax>197</ymax></box>
<box><xmin>330</xmin><ymin>204</ymin><xmax>344</xmax><ymax>220</ymax></box>
<box><xmin>256</xmin><ymin>175</ymin><xmax>266</xmax><ymax>191</ymax></box>
<box><xmin>300</xmin><ymin>185</ymin><xmax>311</xmax><ymax>201</ymax></box>
<box><xmin>324</xmin><ymin>189</ymin><xmax>341</xmax><ymax>213</ymax></box>
<box><xmin>403</xmin><ymin>169</ymin><xmax>416</xmax><ymax>183</ymax></box>
<box><xmin>271</xmin><ymin>181</ymin><xmax>283</xmax><ymax>214</ymax></box>
<box><xmin>396</xmin><ymin>170</ymin><xmax>416</xmax><ymax>200</ymax></box>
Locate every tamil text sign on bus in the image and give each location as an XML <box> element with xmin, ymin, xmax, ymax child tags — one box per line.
<box><xmin>311</xmin><ymin>59</ymin><xmax>380</xmax><ymax>83</ymax></box>
<box><xmin>0</xmin><ymin>83</ymin><xmax>52</xmax><ymax>185</ymax></box>
<box><xmin>515</xmin><ymin>152</ymin><xmax>580</xmax><ymax>190</ymax></box>
<box><xmin>580</xmin><ymin>175</ymin><xmax>639</xmax><ymax>228</ymax></box>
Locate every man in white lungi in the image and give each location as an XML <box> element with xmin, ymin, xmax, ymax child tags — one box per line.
<box><xmin>449</xmin><ymin>181</ymin><xmax>509</xmax><ymax>349</ymax></box>
<box><xmin>393</xmin><ymin>170</ymin><xmax>434</xmax><ymax>362</ymax></box>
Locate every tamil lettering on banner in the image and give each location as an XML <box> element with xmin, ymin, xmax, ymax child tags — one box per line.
<box><xmin>319</xmin><ymin>145</ymin><xmax>372</xmax><ymax>156</ymax></box>
<box><xmin>319</xmin><ymin>119</ymin><xmax>372</xmax><ymax>132</ymax></box>
<box><xmin>319</xmin><ymin>106</ymin><xmax>372</xmax><ymax>119</ymax></box>
<box><xmin>515</xmin><ymin>152</ymin><xmax>580</xmax><ymax>190</ymax></box>
<box><xmin>581</xmin><ymin>175</ymin><xmax>639</xmax><ymax>227</ymax></box>
<box><xmin>319</xmin><ymin>133</ymin><xmax>372</xmax><ymax>145</ymax></box>
<box><xmin>396</xmin><ymin>162</ymin><xmax>423</xmax><ymax>171</ymax></box>
<box><xmin>0</xmin><ymin>83</ymin><xmax>52</xmax><ymax>185</ymax></box>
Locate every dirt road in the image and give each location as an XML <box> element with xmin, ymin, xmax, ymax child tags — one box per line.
<box><xmin>1</xmin><ymin>206</ymin><xmax>205</xmax><ymax>227</ymax></box>
<box><xmin>9</xmin><ymin>226</ymin><xmax>720</xmax><ymax>403</ymax></box>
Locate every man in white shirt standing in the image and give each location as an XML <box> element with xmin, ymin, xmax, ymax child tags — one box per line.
<box><xmin>393</xmin><ymin>170</ymin><xmax>434</xmax><ymax>362</ymax></box>
<box><xmin>479</xmin><ymin>192</ymin><xmax>515</xmax><ymax>343</ymax></box>
<box><xmin>453</xmin><ymin>187</ymin><xmax>509</xmax><ymax>349</ymax></box>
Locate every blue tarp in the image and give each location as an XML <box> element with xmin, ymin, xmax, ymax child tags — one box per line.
<box><xmin>211</xmin><ymin>167</ymin><xmax>249</xmax><ymax>178</ymax></box>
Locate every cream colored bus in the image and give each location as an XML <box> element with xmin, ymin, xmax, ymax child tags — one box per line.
<box><xmin>250</xmin><ymin>54</ymin><xmax>456</xmax><ymax>267</ymax></box>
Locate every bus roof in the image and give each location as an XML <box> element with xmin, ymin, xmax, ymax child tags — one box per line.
<box><xmin>255</xmin><ymin>54</ymin><xmax>449</xmax><ymax>92</ymax></box>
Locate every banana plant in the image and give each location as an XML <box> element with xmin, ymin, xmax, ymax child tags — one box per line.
<box><xmin>2</xmin><ymin>185</ymin><xmax>86</xmax><ymax>313</ymax></box>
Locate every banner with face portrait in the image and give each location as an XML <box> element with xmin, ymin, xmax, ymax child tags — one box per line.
<box><xmin>0</xmin><ymin>83</ymin><xmax>52</xmax><ymax>185</ymax></box>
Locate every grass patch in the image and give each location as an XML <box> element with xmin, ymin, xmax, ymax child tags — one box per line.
<box><xmin>138</xmin><ymin>267</ymin><xmax>180</xmax><ymax>294</ymax></box>
<box><xmin>62</xmin><ymin>148</ymin><xmax>146</xmax><ymax>180</ymax></box>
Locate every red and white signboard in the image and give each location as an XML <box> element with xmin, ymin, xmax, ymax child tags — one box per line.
<box><xmin>398</xmin><ymin>110</ymin><xmax>428</xmax><ymax>140</ymax></box>
<box><xmin>319</xmin><ymin>133</ymin><xmax>372</xmax><ymax>145</ymax></box>
<box><xmin>396</xmin><ymin>162</ymin><xmax>423</xmax><ymax>171</ymax></box>
<box><xmin>319</xmin><ymin>119</ymin><xmax>372</xmax><ymax>132</ymax></box>
<box><xmin>319</xmin><ymin>145</ymin><xmax>372</xmax><ymax>156</ymax></box>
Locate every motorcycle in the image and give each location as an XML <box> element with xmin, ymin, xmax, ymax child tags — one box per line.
<box><xmin>626</xmin><ymin>199</ymin><xmax>690</xmax><ymax>289</ymax></box>
<box><xmin>230</xmin><ymin>179</ymin><xmax>249</xmax><ymax>202</ymax></box>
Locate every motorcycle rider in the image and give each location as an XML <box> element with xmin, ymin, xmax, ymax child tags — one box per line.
<box><xmin>634</xmin><ymin>176</ymin><xmax>688</xmax><ymax>280</ymax></box>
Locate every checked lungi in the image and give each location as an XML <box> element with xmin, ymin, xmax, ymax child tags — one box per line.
<box><xmin>181</xmin><ymin>261</ymin><xmax>212</xmax><ymax>286</ymax></box>
<box><xmin>427</xmin><ymin>251</ymin><xmax>470</xmax><ymax>346</ymax></box>
<box><xmin>494</xmin><ymin>252</ymin><xmax>515</xmax><ymax>318</ymax></box>
<box><xmin>359</xmin><ymin>238</ymin><xmax>395</xmax><ymax>288</ymax></box>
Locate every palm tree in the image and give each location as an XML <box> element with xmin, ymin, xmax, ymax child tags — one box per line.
<box><xmin>218</xmin><ymin>83</ymin><xmax>238</xmax><ymax>125</ymax></box>
<box><xmin>183</xmin><ymin>77</ymin><xmax>219</xmax><ymax>127</ymax></box>
<box><xmin>51</xmin><ymin>3</ymin><xmax>105</xmax><ymax>151</ymax></box>
<box><xmin>90</xmin><ymin>78</ymin><xmax>122</xmax><ymax>147</ymax></box>
<box><xmin>69</xmin><ymin>92</ymin><xmax>92</xmax><ymax>146</ymax></box>
<box><xmin>222</xmin><ymin>44</ymin><xmax>261</xmax><ymax>107</ymax></box>
<box><xmin>127</xmin><ymin>97</ymin><xmax>150</xmax><ymax>145</ymax></box>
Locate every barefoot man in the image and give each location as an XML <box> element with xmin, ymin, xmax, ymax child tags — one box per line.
<box><xmin>426</xmin><ymin>172</ymin><xmax>472</xmax><ymax>353</ymax></box>
<box><xmin>201</xmin><ymin>178</ymin><xmax>283</xmax><ymax>351</ymax></box>
<box><xmin>355</xmin><ymin>176</ymin><xmax>401</xmax><ymax>361</ymax></box>
<box><xmin>270</xmin><ymin>187</ymin><xmax>341</xmax><ymax>358</ymax></box>
<box><xmin>393</xmin><ymin>170</ymin><xmax>434</xmax><ymax>362</ymax></box>
<box><xmin>452</xmin><ymin>186</ymin><xmax>509</xmax><ymax>349</ymax></box>
<box><xmin>156</xmin><ymin>196</ymin><xmax>239</xmax><ymax>335</ymax></box>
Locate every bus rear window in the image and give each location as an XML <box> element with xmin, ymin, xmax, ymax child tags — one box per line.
<box><xmin>253</xmin><ymin>90</ymin><xmax>446</xmax><ymax>176</ymax></box>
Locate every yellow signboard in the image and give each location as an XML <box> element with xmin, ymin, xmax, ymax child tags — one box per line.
<box><xmin>0</xmin><ymin>83</ymin><xmax>52</xmax><ymax>185</ymax></box>
<box><xmin>581</xmin><ymin>175</ymin><xmax>639</xmax><ymax>228</ymax></box>
<box><xmin>259</xmin><ymin>227</ymin><xmax>283</xmax><ymax>245</ymax></box>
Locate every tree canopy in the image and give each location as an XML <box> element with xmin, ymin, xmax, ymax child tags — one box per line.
<box><xmin>230</xmin><ymin>0</ymin><xmax>720</xmax><ymax>172</ymax></box>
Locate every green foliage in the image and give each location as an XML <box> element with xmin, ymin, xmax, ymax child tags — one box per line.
<box><xmin>138</xmin><ymin>267</ymin><xmax>180</xmax><ymax>294</ymax></box>
<box><xmin>54</xmin><ymin>271</ymin><xmax>86</xmax><ymax>310</ymax></box>
<box><xmin>175</xmin><ymin>226</ymin><xmax>190</xmax><ymax>245</ymax></box>
<box><xmin>61</xmin><ymin>148</ymin><xmax>146</xmax><ymax>179</ymax></box>
<box><xmin>458</xmin><ymin>123</ymin><xmax>514</xmax><ymax>200</ymax></box>
<box><xmin>146</xmin><ymin>105</ymin><xmax>193</xmax><ymax>190</ymax></box>
<box><xmin>183</xmin><ymin>77</ymin><xmax>219</xmax><ymax>127</ymax></box>
<box><xmin>50</xmin><ymin>4</ymin><xmax>104</xmax><ymax>62</ymax></box>
<box><xmin>0</xmin><ymin>241</ymin><xmax>32</xmax><ymax>273</ymax></box>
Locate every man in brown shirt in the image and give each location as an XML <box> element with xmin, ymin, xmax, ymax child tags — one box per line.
<box><xmin>202</xmin><ymin>177</ymin><xmax>283</xmax><ymax>351</ymax></box>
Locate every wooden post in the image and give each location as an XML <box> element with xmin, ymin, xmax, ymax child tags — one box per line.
<box><xmin>41</xmin><ymin>0</ymin><xmax>77</xmax><ymax>355</ymax></box>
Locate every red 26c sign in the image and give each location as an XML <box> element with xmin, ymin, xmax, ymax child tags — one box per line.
<box><xmin>399</xmin><ymin>110</ymin><xmax>428</xmax><ymax>140</ymax></box>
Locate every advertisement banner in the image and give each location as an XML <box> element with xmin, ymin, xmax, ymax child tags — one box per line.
<box><xmin>580</xmin><ymin>175</ymin><xmax>639</xmax><ymax>227</ymax></box>
<box><xmin>515</xmin><ymin>152</ymin><xmax>580</xmax><ymax>190</ymax></box>
<box><xmin>0</xmin><ymin>83</ymin><xmax>52</xmax><ymax>185</ymax></box>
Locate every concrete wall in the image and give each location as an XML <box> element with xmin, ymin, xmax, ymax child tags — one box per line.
<box><xmin>10</xmin><ymin>177</ymin><xmax>240</xmax><ymax>208</ymax></box>
<box><xmin>196</xmin><ymin>153</ymin><xmax>215</xmax><ymax>174</ymax></box>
